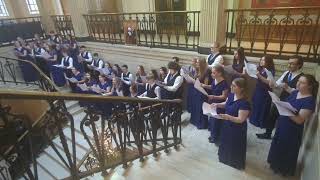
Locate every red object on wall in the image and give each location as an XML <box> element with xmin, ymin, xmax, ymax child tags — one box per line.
<box><xmin>251</xmin><ymin>0</ymin><xmax>320</xmax><ymax>8</ymax></box>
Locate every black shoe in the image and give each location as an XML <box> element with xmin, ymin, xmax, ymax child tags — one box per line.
<box><xmin>256</xmin><ymin>133</ymin><xmax>272</xmax><ymax>139</ymax></box>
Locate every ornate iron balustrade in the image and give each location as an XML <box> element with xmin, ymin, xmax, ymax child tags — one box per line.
<box><xmin>0</xmin><ymin>90</ymin><xmax>183</xmax><ymax>179</ymax></box>
<box><xmin>0</xmin><ymin>17</ymin><xmax>45</xmax><ymax>47</ymax></box>
<box><xmin>51</xmin><ymin>15</ymin><xmax>75</xmax><ymax>37</ymax></box>
<box><xmin>83</xmin><ymin>11</ymin><xmax>200</xmax><ymax>51</ymax></box>
<box><xmin>225</xmin><ymin>7</ymin><xmax>320</xmax><ymax>62</ymax></box>
<box><xmin>0</xmin><ymin>56</ymin><xmax>58</xmax><ymax>92</ymax></box>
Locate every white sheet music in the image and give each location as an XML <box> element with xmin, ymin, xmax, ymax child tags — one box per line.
<box><xmin>245</xmin><ymin>62</ymin><xmax>258</xmax><ymax>79</ymax></box>
<box><xmin>91</xmin><ymin>85</ymin><xmax>102</xmax><ymax>93</ymax></box>
<box><xmin>66</xmin><ymin>77</ymin><xmax>79</xmax><ymax>83</ymax></box>
<box><xmin>77</xmin><ymin>83</ymin><xmax>88</xmax><ymax>91</ymax></box>
<box><xmin>268</xmin><ymin>91</ymin><xmax>298</xmax><ymax>116</ymax></box>
<box><xmin>202</xmin><ymin>102</ymin><xmax>221</xmax><ymax>119</ymax></box>
<box><xmin>194</xmin><ymin>79</ymin><xmax>208</xmax><ymax>96</ymax></box>
<box><xmin>53</xmin><ymin>64</ymin><xmax>64</xmax><ymax>68</ymax></box>
<box><xmin>97</xmin><ymin>68</ymin><xmax>110</xmax><ymax>75</ymax></box>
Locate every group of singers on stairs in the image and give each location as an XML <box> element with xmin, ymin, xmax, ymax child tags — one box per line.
<box><xmin>13</xmin><ymin>32</ymin><xmax>318</xmax><ymax>177</ymax></box>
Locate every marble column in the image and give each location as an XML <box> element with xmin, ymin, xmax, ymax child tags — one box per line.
<box><xmin>199</xmin><ymin>0</ymin><xmax>227</xmax><ymax>51</ymax></box>
<box><xmin>36</xmin><ymin>0</ymin><xmax>56</xmax><ymax>33</ymax></box>
<box><xmin>68</xmin><ymin>0</ymin><xmax>90</xmax><ymax>38</ymax></box>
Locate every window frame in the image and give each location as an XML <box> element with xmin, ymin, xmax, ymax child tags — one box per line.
<box><xmin>0</xmin><ymin>0</ymin><xmax>9</xmax><ymax>17</ymax></box>
<box><xmin>25</xmin><ymin>0</ymin><xmax>39</xmax><ymax>15</ymax></box>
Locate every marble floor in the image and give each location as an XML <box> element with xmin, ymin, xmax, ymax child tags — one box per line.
<box><xmin>84</xmin><ymin>113</ymin><xmax>299</xmax><ymax>180</ymax></box>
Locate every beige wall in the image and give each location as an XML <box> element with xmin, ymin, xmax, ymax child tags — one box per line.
<box><xmin>121</xmin><ymin>0</ymin><xmax>154</xmax><ymax>13</ymax></box>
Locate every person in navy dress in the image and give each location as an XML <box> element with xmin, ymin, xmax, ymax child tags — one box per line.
<box><xmin>69</xmin><ymin>67</ymin><xmax>84</xmax><ymax>93</ymax></box>
<box><xmin>135</xmin><ymin>65</ymin><xmax>147</xmax><ymax>95</ymax></box>
<box><xmin>190</xmin><ymin>58</ymin><xmax>212</xmax><ymax>129</ymax></box>
<box><xmin>257</xmin><ymin>55</ymin><xmax>304</xmax><ymax>139</ymax></box>
<box><xmin>267</xmin><ymin>74</ymin><xmax>317</xmax><ymax>176</ymax></box>
<box><xmin>213</xmin><ymin>78</ymin><xmax>251</xmax><ymax>170</ymax></box>
<box><xmin>228</xmin><ymin>47</ymin><xmax>248</xmax><ymax>81</ymax></box>
<box><xmin>249</xmin><ymin>55</ymin><xmax>275</xmax><ymax>129</ymax></box>
<box><xmin>93</xmin><ymin>74</ymin><xmax>112</xmax><ymax>116</ymax></box>
<box><xmin>186</xmin><ymin>57</ymin><xmax>198</xmax><ymax>113</ymax></box>
<box><xmin>202</xmin><ymin>65</ymin><xmax>229</xmax><ymax>144</ymax></box>
<box><xmin>44</xmin><ymin>44</ymin><xmax>66</xmax><ymax>86</ymax></box>
<box><xmin>112</xmin><ymin>64</ymin><xmax>122</xmax><ymax>78</ymax></box>
<box><xmin>13</xmin><ymin>41</ymin><xmax>39</xmax><ymax>82</ymax></box>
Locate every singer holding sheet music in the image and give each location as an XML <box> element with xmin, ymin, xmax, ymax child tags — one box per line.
<box><xmin>267</xmin><ymin>74</ymin><xmax>318</xmax><ymax>176</ymax></box>
<box><xmin>159</xmin><ymin>61</ymin><xmax>184</xmax><ymax>100</ymax></box>
<box><xmin>257</xmin><ymin>55</ymin><xmax>304</xmax><ymax>139</ymax></box>
<box><xmin>249</xmin><ymin>55</ymin><xmax>275</xmax><ymax>130</ymax></box>
<box><xmin>212</xmin><ymin>78</ymin><xmax>250</xmax><ymax>170</ymax></box>
<box><xmin>202</xmin><ymin>65</ymin><xmax>229</xmax><ymax>144</ymax></box>
<box><xmin>189</xmin><ymin>58</ymin><xmax>212</xmax><ymax>129</ymax></box>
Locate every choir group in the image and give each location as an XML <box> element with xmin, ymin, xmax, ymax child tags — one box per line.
<box><xmin>13</xmin><ymin>33</ymin><xmax>318</xmax><ymax>177</ymax></box>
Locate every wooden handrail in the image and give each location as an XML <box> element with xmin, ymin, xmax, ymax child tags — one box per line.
<box><xmin>225</xmin><ymin>6</ymin><xmax>320</xmax><ymax>12</ymax></box>
<box><xmin>0</xmin><ymin>90</ymin><xmax>182</xmax><ymax>103</ymax></box>
<box><xmin>0</xmin><ymin>56</ymin><xmax>58</xmax><ymax>91</ymax></box>
<box><xmin>84</xmin><ymin>10</ymin><xmax>200</xmax><ymax>16</ymax></box>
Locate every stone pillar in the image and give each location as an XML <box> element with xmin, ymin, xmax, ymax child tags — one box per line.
<box><xmin>199</xmin><ymin>0</ymin><xmax>227</xmax><ymax>53</ymax></box>
<box><xmin>36</xmin><ymin>0</ymin><xmax>56</xmax><ymax>33</ymax></box>
<box><xmin>68</xmin><ymin>0</ymin><xmax>90</xmax><ymax>39</ymax></box>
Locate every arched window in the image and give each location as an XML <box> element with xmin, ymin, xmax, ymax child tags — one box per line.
<box><xmin>25</xmin><ymin>0</ymin><xmax>39</xmax><ymax>15</ymax></box>
<box><xmin>0</xmin><ymin>0</ymin><xmax>9</xmax><ymax>17</ymax></box>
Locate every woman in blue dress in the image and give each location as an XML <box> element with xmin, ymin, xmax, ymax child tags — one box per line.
<box><xmin>267</xmin><ymin>74</ymin><xmax>318</xmax><ymax>176</ymax></box>
<box><xmin>190</xmin><ymin>58</ymin><xmax>212</xmax><ymax>129</ymax></box>
<box><xmin>202</xmin><ymin>65</ymin><xmax>229</xmax><ymax>144</ymax></box>
<box><xmin>186</xmin><ymin>58</ymin><xmax>198</xmax><ymax>113</ymax></box>
<box><xmin>13</xmin><ymin>41</ymin><xmax>39</xmax><ymax>82</ymax></box>
<box><xmin>44</xmin><ymin>44</ymin><xmax>66</xmax><ymax>87</ymax></box>
<box><xmin>112</xmin><ymin>64</ymin><xmax>122</xmax><ymax>78</ymax></box>
<box><xmin>213</xmin><ymin>78</ymin><xmax>251</xmax><ymax>169</ymax></box>
<box><xmin>77</xmin><ymin>73</ymin><xmax>97</xmax><ymax>107</ymax></box>
<box><xmin>104</xmin><ymin>77</ymin><xmax>126</xmax><ymax>111</ymax></box>
<box><xmin>228</xmin><ymin>47</ymin><xmax>248</xmax><ymax>82</ymax></box>
<box><xmin>69</xmin><ymin>67</ymin><xmax>84</xmax><ymax>93</ymax></box>
<box><xmin>249</xmin><ymin>55</ymin><xmax>275</xmax><ymax>129</ymax></box>
<box><xmin>135</xmin><ymin>65</ymin><xmax>147</xmax><ymax>95</ymax></box>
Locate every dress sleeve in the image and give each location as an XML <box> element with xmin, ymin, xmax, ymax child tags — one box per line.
<box><xmin>239</xmin><ymin>100</ymin><xmax>251</xmax><ymax>111</ymax></box>
<box><xmin>301</xmin><ymin>98</ymin><xmax>316</xmax><ymax>111</ymax></box>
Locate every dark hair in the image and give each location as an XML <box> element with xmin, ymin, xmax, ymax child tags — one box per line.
<box><xmin>172</xmin><ymin>56</ymin><xmax>180</xmax><ymax>63</ymax></box>
<box><xmin>302</xmin><ymin>74</ymin><xmax>319</xmax><ymax>97</ymax></box>
<box><xmin>49</xmin><ymin>30</ymin><xmax>55</xmax><ymax>34</ymax></box>
<box><xmin>263</xmin><ymin>55</ymin><xmax>275</xmax><ymax>72</ymax></box>
<box><xmin>122</xmin><ymin>64</ymin><xmax>128</xmax><ymax>69</ymax></box>
<box><xmin>130</xmin><ymin>83</ymin><xmax>138</xmax><ymax>93</ymax></box>
<box><xmin>233</xmin><ymin>47</ymin><xmax>247</xmax><ymax>65</ymax></box>
<box><xmin>136</xmin><ymin>65</ymin><xmax>146</xmax><ymax>76</ymax></box>
<box><xmin>167</xmin><ymin>61</ymin><xmax>180</xmax><ymax>71</ymax></box>
<box><xmin>106</xmin><ymin>61</ymin><xmax>112</xmax><ymax>68</ymax></box>
<box><xmin>233</xmin><ymin>77</ymin><xmax>248</xmax><ymax>99</ymax></box>
<box><xmin>290</xmin><ymin>55</ymin><xmax>304</xmax><ymax>69</ymax></box>
<box><xmin>160</xmin><ymin>67</ymin><xmax>167</xmax><ymax>74</ymax></box>
<box><xmin>212</xmin><ymin>65</ymin><xmax>225</xmax><ymax>78</ymax></box>
<box><xmin>93</xmin><ymin>53</ymin><xmax>99</xmax><ymax>57</ymax></box>
<box><xmin>150</xmin><ymin>69</ymin><xmax>159</xmax><ymax>80</ymax></box>
<box><xmin>80</xmin><ymin>45</ymin><xmax>86</xmax><ymax>49</ymax></box>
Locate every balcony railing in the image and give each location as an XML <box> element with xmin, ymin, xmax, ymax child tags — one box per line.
<box><xmin>51</xmin><ymin>15</ymin><xmax>75</xmax><ymax>37</ymax></box>
<box><xmin>0</xmin><ymin>17</ymin><xmax>45</xmax><ymax>46</ymax></box>
<box><xmin>225</xmin><ymin>6</ymin><xmax>320</xmax><ymax>62</ymax></box>
<box><xmin>83</xmin><ymin>11</ymin><xmax>200</xmax><ymax>51</ymax></box>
